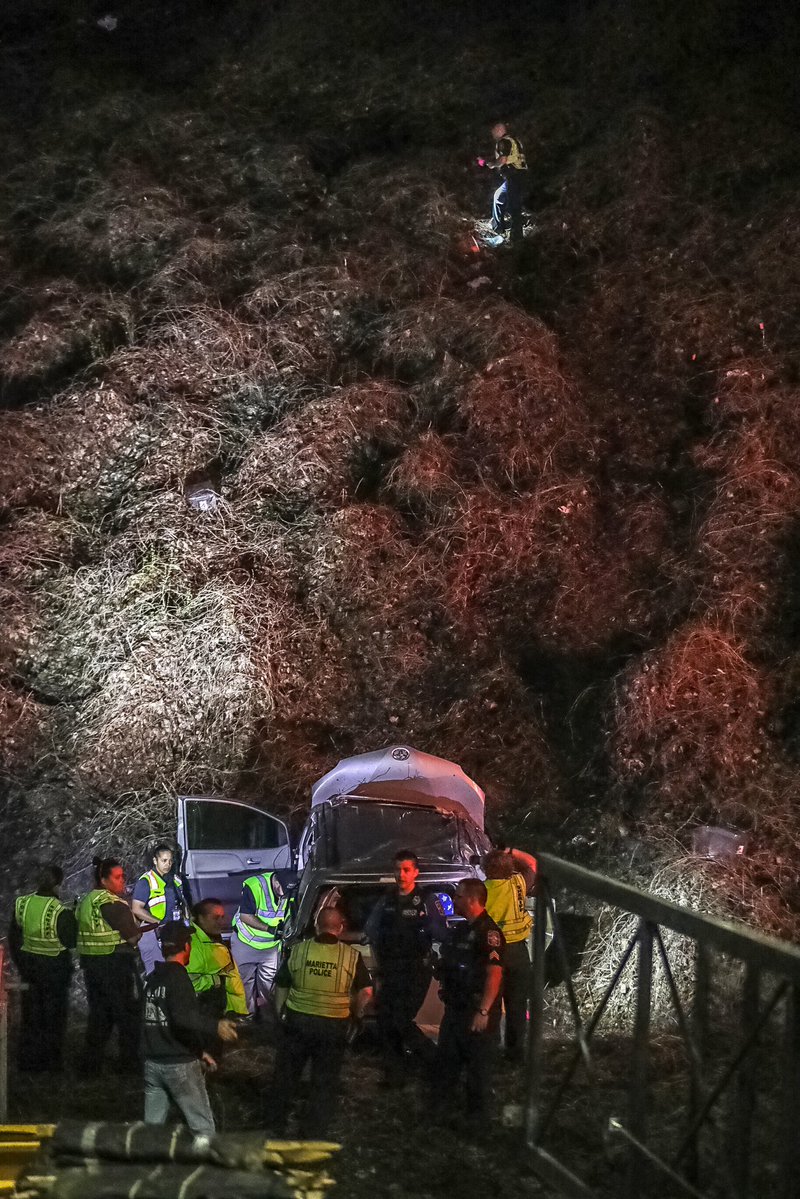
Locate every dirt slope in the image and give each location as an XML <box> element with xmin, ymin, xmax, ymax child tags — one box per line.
<box><xmin>2</xmin><ymin>0</ymin><xmax>800</xmax><ymax>931</ymax></box>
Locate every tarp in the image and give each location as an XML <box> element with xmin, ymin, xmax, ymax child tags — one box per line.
<box><xmin>311</xmin><ymin>746</ymin><xmax>485</xmax><ymax>830</ymax></box>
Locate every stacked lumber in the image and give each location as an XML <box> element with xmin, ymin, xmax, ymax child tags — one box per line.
<box><xmin>11</xmin><ymin>1123</ymin><xmax>340</xmax><ymax>1199</ymax></box>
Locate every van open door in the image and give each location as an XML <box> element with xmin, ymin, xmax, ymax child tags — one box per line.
<box><xmin>177</xmin><ymin>795</ymin><xmax>292</xmax><ymax>928</ymax></box>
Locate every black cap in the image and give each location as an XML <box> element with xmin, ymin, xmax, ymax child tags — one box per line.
<box><xmin>158</xmin><ymin>920</ymin><xmax>191</xmax><ymax>955</ymax></box>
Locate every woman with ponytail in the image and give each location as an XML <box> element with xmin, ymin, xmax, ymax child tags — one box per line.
<box><xmin>76</xmin><ymin>856</ymin><xmax>143</xmax><ymax>1075</ymax></box>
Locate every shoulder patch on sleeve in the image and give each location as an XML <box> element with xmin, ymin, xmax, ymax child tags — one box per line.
<box><xmin>487</xmin><ymin>930</ymin><xmax>502</xmax><ymax>947</ymax></box>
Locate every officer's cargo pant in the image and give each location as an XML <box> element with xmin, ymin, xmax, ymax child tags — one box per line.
<box><xmin>434</xmin><ymin>1003</ymin><xmax>500</xmax><ymax>1118</ymax></box>
<box><xmin>268</xmin><ymin>1010</ymin><xmax>348</xmax><ymax>1138</ymax></box>
<box><xmin>376</xmin><ymin>964</ymin><xmax>434</xmax><ymax>1085</ymax></box>
<box><xmin>502</xmin><ymin>938</ymin><xmax>531</xmax><ymax>1059</ymax></box>
<box><xmin>16</xmin><ymin>950</ymin><xmax>71</xmax><ymax>1071</ymax></box>
<box><xmin>79</xmin><ymin>951</ymin><xmax>140</xmax><ymax>1074</ymax></box>
<box><xmin>492</xmin><ymin>170</ymin><xmax>524</xmax><ymax>243</ymax></box>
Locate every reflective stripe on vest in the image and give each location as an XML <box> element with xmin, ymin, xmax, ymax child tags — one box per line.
<box><xmin>139</xmin><ymin>870</ymin><xmax>183</xmax><ymax>921</ymax></box>
<box><xmin>285</xmin><ymin>939</ymin><xmax>360</xmax><ymax>1019</ymax></box>
<box><xmin>77</xmin><ymin>889</ymin><xmax>126</xmax><ymax>956</ymax></box>
<box><xmin>232</xmin><ymin>873</ymin><xmax>286</xmax><ymax>951</ymax></box>
<box><xmin>485</xmin><ymin>874</ymin><xmax>532</xmax><ymax>943</ymax></box>
<box><xmin>15</xmin><ymin>894</ymin><xmax>66</xmax><ymax>957</ymax></box>
<box><xmin>497</xmin><ymin>135</ymin><xmax>527</xmax><ymax>171</ymax></box>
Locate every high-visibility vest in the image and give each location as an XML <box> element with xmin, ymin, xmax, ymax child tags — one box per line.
<box><xmin>187</xmin><ymin>924</ymin><xmax>248</xmax><ymax>1015</ymax></box>
<box><xmin>497</xmin><ymin>134</ymin><xmax>527</xmax><ymax>171</ymax></box>
<box><xmin>138</xmin><ymin>870</ymin><xmax>184</xmax><ymax>921</ymax></box>
<box><xmin>285</xmin><ymin>938</ymin><xmax>361</xmax><ymax>1019</ymax></box>
<box><xmin>76</xmin><ymin>889</ymin><xmax>127</xmax><ymax>956</ymax></box>
<box><xmin>15</xmin><ymin>894</ymin><xmax>67</xmax><ymax>957</ymax></box>
<box><xmin>485</xmin><ymin>874</ymin><xmax>532</xmax><ymax>944</ymax></box>
<box><xmin>232</xmin><ymin>873</ymin><xmax>286</xmax><ymax>951</ymax></box>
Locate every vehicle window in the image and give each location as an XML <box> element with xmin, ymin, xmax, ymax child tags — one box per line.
<box><xmin>186</xmin><ymin>800</ymin><xmax>286</xmax><ymax>851</ymax></box>
<box><xmin>328</xmin><ymin>802</ymin><xmax>460</xmax><ymax>867</ymax></box>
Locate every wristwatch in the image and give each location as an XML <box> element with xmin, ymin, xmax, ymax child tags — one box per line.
<box><xmin>477</xmin><ymin>1007</ymin><xmax>489</xmax><ymax>1016</ymax></box>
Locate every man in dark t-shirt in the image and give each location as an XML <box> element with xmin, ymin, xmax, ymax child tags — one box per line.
<box><xmin>364</xmin><ymin>849</ymin><xmax>447</xmax><ymax>1088</ymax></box>
<box><xmin>143</xmin><ymin>922</ymin><xmax>237</xmax><ymax>1134</ymax></box>
<box><xmin>434</xmin><ymin>877</ymin><xmax>505</xmax><ymax>1120</ymax></box>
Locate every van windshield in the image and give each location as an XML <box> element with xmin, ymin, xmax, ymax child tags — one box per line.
<box><xmin>316</xmin><ymin>799</ymin><xmax>488</xmax><ymax>868</ymax></box>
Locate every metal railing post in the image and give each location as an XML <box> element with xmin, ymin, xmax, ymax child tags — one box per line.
<box><xmin>626</xmin><ymin>920</ymin><xmax>654</xmax><ymax>1199</ymax></box>
<box><xmin>730</xmin><ymin>964</ymin><xmax>760</xmax><ymax>1199</ymax></box>
<box><xmin>0</xmin><ymin>944</ymin><xmax>8</xmax><ymax>1122</ymax></box>
<box><xmin>780</xmin><ymin>985</ymin><xmax>800</xmax><ymax>1199</ymax></box>
<box><xmin>688</xmin><ymin>940</ymin><xmax>710</xmax><ymax>1188</ymax></box>
<box><xmin>526</xmin><ymin>881</ymin><xmax>549</xmax><ymax>1147</ymax></box>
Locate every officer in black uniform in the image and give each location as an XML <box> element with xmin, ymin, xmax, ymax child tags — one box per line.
<box><xmin>434</xmin><ymin>876</ymin><xmax>505</xmax><ymax>1122</ymax></box>
<box><xmin>364</xmin><ymin>848</ymin><xmax>447</xmax><ymax>1088</ymax></box>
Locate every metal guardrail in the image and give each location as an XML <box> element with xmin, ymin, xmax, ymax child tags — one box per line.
<box><xmin>0</xmin><ymin>945</ymin><xmax>8</xmax><ymax>1123</ymax></box>
<box><xmin>526</xmin><ymin>852</ymin><xmax>800</xmax><ymax>1199</ymax></box>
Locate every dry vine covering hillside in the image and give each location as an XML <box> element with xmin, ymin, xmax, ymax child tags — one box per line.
<box><xmin>2</xmin><ymin>0</ymin><xmax>800</xmax><ymax>935</ymax></box>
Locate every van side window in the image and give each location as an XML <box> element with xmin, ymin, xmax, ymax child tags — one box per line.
<box><xmin>186</xmin><ymin>800</ymin><xmax>286</xmax><ymax>851</ymax></box>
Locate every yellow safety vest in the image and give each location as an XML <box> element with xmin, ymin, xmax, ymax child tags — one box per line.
<box><xmin>15</xmin><ymin>894</ymin><xmax>67</xmax><ymax>957</ymax></box>
<box><xmin>76</xmin><ymin>889</ymin><xmax>127</xmax><ymax>956</ymax></box>
<box><xmin>496</xmin><ymin>134</ymin><xmax>527</xmax><ymax>171</ymax></box>
<box><xmin>138</xmin><ymin>870</ymin><xmax>184</xmax><ymax>921</ymax></box>
<box><xmin>187</xmin><ymin>924</ymin><xmax>248</xmax><ymax>1015</ymax></box>
<box><xmin>232</xmin><ymin>873</ymin><xmax>286</xmax><ymax>951</ymax></box>
<box><xmin>485</xmin><ymin>874</ymin><xmax>532</xmax><ymax>944</ymax></box>
<box><xmin>285</xmin><ymin>938</ymin><xmax>361</xmax><ymax>1019</ymax></box>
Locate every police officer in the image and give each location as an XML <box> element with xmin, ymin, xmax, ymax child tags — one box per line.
<box><xmin>8</xmin><ymin>864</ymin><xmax>77</xmax><ymax>1072</ymax></box>
<box><xmin>485</xmin><ymin>121</ymin><xmax>527</xmax><ymax>245</ymax></box>
<box><xmin>76</xmin><ymin>856</ymin><xmax>143</xmax><ymax>1075</ymax></box>
<box><xmin>364</xmin><ymin>848</ymin><xmax>447</xmax><ymax>1088</ymax></box>
<box><xmin>434</xmin><ymin>877</ymin><xmax>505</xmax><ymax>1122</ymax></box>
<box><xmin>484</xmin><ymin>846</ymin><xmax>537</xmax><ymax>1062</ymax></box>
<box><xmin>230</xmin><ymin>871</ymin><xmax>287</xmax><ymax>1018</ymax></box>
<box><xmin>131</xmin><ymin>843</ymin><xmax>187</xmax><ymax>978</ymax></box>
<box><xmin>269</xmin><ymin>907</ymin><xmax>372</xmax><ymax>1138</ymax></box>
<box><xmin>187</xmin><ymin>898</ymin><xmax>247</xmax><ymax>1017</ymax></box>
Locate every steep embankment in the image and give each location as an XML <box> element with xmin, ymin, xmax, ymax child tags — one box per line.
<box><xmin>2</xmin><ymin>0</ymin><xmax>800</xmax><ymax>931</ymax></box>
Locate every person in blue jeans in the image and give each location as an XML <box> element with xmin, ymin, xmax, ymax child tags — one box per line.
<box><xmin>142</xmin><ymin>922</ymin><xmax>238</xmax><ymax>1134</ymax></box>
<box><xmin>484</xmin><ymin>122</ymin><xmax>528</xmax><ymax>246</ymax></box>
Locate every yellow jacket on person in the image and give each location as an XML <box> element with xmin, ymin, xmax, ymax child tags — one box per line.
<box><xmin>76</xmin><ymin>889</ymin><xmax>127</xmax><ymax>956</ymax></box>
<box><xmin>15</xmin><ymin>894</ymin><xmax>68</xmax><ymax>956</ymax></box>
<box><xmin>187</xmin><ymin>923</ymin><xmax>248</xmax><ymax>1014</ymax></box>
<box><xmin>285</xmin><ymin>938</ymin><xmax>362</xmax><ymax>1019</ymax></box>
<box><xmin>485</xmin><ymin>874</ymin><xmax>532</xmax><ymax>944</ymax></box>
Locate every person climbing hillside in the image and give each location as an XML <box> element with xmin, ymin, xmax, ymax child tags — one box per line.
<box><xmin>479</xmin><ymin>121</ymin><xmax>528</xmax><ymax>246</ymax></box>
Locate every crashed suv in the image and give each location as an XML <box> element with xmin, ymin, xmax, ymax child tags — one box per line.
<box><xmin>177</xmin><ymin>746</ymin><xmax>491</xmax><ymax>938</ymax></box>
<box><xmin>177</xmin><ymin>746</ymin><xmax>491</xmax><ymax>1035</ymax></box>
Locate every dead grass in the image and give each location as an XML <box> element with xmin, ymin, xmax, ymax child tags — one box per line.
<box><xmin>3</xmin><ymin>0</ymin><xmax>800</xmax><ymax>945</ymax></box>
<box><xmin>610</xmin><ymin>620</ymin><xmax>769</xmax><ymax>820</ymax></box>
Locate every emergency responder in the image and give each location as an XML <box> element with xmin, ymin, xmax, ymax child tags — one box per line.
<box><xmin>483</xmin><ymin>121</ymin><xmax>527</xmax><ymax>246</ymax></box>
<box><xmin>433</xmin><ymin>877</ymin><xmax>505</xmax><ymax>1122</ymax></box>
<box><xmin>484</xmin><ymin>846</ymin><xmax>537</xmax><ymax>1062</ymax></box>
<box><xmin>8</xmin><ymin>864</ymin><xmax>77</xmax><ymax>1072</ymax></box>
<box><xmin>76</xmin><ymin>856</ymin><xmax>143</xmax><ymax>1075</ymax></box>
<box><xmin>187</xmin><ymin>898</ymin><xmax>248</xmax><ymax>1017</ymax></box>
<box><xmin>143</xmin><ymin>921</ymin><xmax>238</xmax><ymax>1134</ymax></box>
<box><xmin>131</xmin><ymin>843</ymin><xmax>187</xmax><ymax>978</ymax></box>
<box><xmin>364</xmin><ymin>848</ymin><xmax>447</xmax><ymax>1087</ymax></box>
<box><xmin>230</xmin><ymin>870</ymin><xmax>287</xmax><ymax>1018</ymax></box>
<box><xmin>269</xmin><ymin>907</ymin><xmax>372</xmax><ymax>1138</ymax></box>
